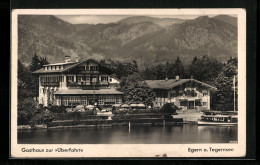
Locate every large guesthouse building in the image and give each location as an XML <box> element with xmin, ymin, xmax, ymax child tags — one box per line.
<box><xmin>33</xmin><ymin>57</ymin><xmax>123</xmax><ymax>107</ymax></box>
<box><xmin>145</xmin><ymin>76</ymin><xmax>217</xmax><ymax>110</ymax></box>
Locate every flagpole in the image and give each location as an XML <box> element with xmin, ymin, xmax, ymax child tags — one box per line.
<box><xmin>233</xmin><ymin>75</ymin><xmax>236</xmax><ymax>111</ymax></box>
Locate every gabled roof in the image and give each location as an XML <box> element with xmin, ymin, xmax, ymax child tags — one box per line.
<box><xmin>33</xmin><ymin>58</ymin><xmax>114</xmax><ymax>74</ymax></box>
<box><xmin>145</xmin><ymin>79</ymin><xmax>217</xmax><ymax>90</ymax></box>
<box><xmin>43</xmin><ymin>62</ymin><xmax>77</xmax><ymax>66</ymax></box>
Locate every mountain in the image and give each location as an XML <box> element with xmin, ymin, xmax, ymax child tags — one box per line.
<box><xmin>118</xmin><ymin>16</ymin><xmax>186</xmax><ymax>27</ymax></box>
<box><xmin>18</xmin><ymin>15</ymin><xmax>237</xmax><ymax>68</ymax></box>
<box><xmin>18</xmin><ymin>15</ymin><xmax>75</xmax><ymax>36</ymax></box>
<box><xmin>18</xmin><ymin>15</ymin><xmax>91</xmax><ymax>65</ymax></box>
<box><xmin>75</xmin><ymin>21</ymin><xmax>162</xmax><ymax>46</ymax></box>
<box><xmin>212</xmin><ymin>15</ymin><xmax>237</xmax><ymax>27</ymax></box>
<box><xmin>112</xmin><ymin>16</ymin><xmax>237</xmax><ymax>66</ymax></box>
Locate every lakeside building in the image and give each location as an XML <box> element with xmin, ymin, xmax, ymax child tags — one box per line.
<box><xmin>145</xmin><ymin>76</ymin><xmax>217</xmax><ymax>110</ymax></box>
<box><xmin>33</xmin><ymin>57</ymin><xmax>123</xmax><ymax>107</ymax></box>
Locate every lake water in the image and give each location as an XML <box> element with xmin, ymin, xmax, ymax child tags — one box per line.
<box><xmin>18</xmin><ymin>125</ymin><xmax>237</xmax><ymax>144</ymax></box>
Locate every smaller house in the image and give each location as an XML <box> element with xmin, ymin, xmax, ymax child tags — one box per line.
<box><xmin>145</xmin><ymin>76</ymin><xmax>217</xmax><ymax>110</ymax></box>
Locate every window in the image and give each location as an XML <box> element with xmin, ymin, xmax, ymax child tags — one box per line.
<box><xmin>91</xmin><ymin>76</ymin><xmax>98</xmax><ymax>82</ymax></box>
<box><xmin>44</xmin><ymin>67</ymin><xmax>47</xmax><ymax>70</ymax></box>
<box><xmin>77</xmin><ymin>76</ymin><xmax>83</xmax><ymax>82</ymax></box>
<box><xmin>66</xmin><ymin>76</ymin><xmax>74</xmax><ymax>82</ymax></box>
<box><xmin>170</xmin><ymin>90</ymin><xmax>176</xmax><ymax>97</ymax></box>
<box><xmin>101</xmin><ymin>76</ymin><xmax>108</xmax><ymax>82</ymax></box>
<box><xmin>48</xmin><ymin>66</ymin><xmax>51</xmax><ymax>70</ymax></box>
<box><xmin>81</xmin><ymin>96</ymin><xmax>87</xmax><ymax>105</ymax></box>
<box><xmin>202</xmin><ymin>102</ymin><xmax>207</xmax><ymax>106</ymax></box>
<box><xmin>56</xmin><ymin>96</ymin><xmax>61</xmax><ymax>105</ymax></box>
<box><xmin>116</xmin><ymin>97</ymin><xmax>122</xmax><ymax>104</ymax></box>
<box><xmin>98</xmin><ymin>98</ymin><xmax>104</xmax><ymax>105</ymax></box>
<box><xmin>85</xmin><ymin>76</ymin><xmax>90</xmax><ymax>82</ymax></box>
<box><xmin>60</xmin><ymin>65</ymin><xmax>64</xmax><ymax>70</ymax></box>
<box><xmin>79</xmin><ymin>66</ymin><xmax>85</xmax><ymax>71</ymax></box>
<box><xmin>62</xmin><ymin>96</ymin><xmax>68</xmax><ymax>106</ymax></box>
<box><xmin>195</xmin><ymin>100</ymin><xmax>201</xmax><ymax>106</ymax></box>
<box><xmin>68</xmin><ymin>96</ymin><xmax>81</xmax><ymax>105</ymax></box>
<box><xmin>180</xmin><ymin>100</ymin><xmax>188</xmax><ymax>106</ymax></box>
<box><xmin>90</xmin><ymin>66</ymin><xmax>98</xmax><ymax>71</ymax></box>
<box><xmin>179</xmin><ymin>90</ymin><xmax>184</xmax><ymax>96</ymax></box>
<box><xmin>56</xmin><ymin>66</ymin><xmax>59</xmax><ymax>70</ymax></box>
<box><xmin>202</xmin><ymin>90</ymin><xmax>208</xmax><ymax>96</ymax></box>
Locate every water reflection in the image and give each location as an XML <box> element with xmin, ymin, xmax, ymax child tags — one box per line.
<box><xmin>18</xmin><ymin>125</ymin><xmax>237</xmax><ymax>144</ymax></box>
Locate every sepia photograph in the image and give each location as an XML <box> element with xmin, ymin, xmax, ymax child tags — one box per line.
<box><xmin>11</xmin><ymin>9</ymin><xmax>246</xmax><ymax>158</ymax></box>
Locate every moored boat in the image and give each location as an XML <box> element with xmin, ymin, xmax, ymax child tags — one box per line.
<box><xmin>96</xmin><ymin>109</ymin><xmax>113</xmax><ymax>116</ymax></box>
<box><xmin>198</xmin><ymin>111</ymin><xmax>238</xmax><ymax>125</ymax></box>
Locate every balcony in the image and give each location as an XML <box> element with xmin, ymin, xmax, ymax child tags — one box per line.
<box><xmin>67</xmin><ymin>81</ymin><xmax>110</xmax><ymax>89</ymax></box>
<box><xmin>80</xmin><ymin>70</ymin><xmax>99</xmax><ymax>74</ymax></box>
<box><xmin>41</xmin><ymin>82</ymin><xmax>59</xmax><ymax>87</ymax></box>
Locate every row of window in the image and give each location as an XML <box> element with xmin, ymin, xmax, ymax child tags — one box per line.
<box><xmin>66</xmin><ymin>76</ymin><xmax>110</xmax><ymax>82</ymax></box>
<box><xmin>56</xmin><ymin>96</ymin><xmax>122</xmax><ymax>106</ymax></box>
<box><xmin>79</xmin><ymin>65</ymin><xmax>99</xmax><ymax>71</ymax></box>
<box><xmin>178</xmin><ymin>101</ymin><xmax>207</xmax><ymax>106</ymax></box>
<box><xmin>40</xmin><ymin>75</ymin><xmax>110</xmax><ymax>83</ymax></box>
<box><xmin>44</xmin><ymin>65</ymin><xmax>64</xmax><ymax>71</ymax></box>
<box><xmin>40</xmin><ymin>76</ymin><xmax>64</xmax><ymax>82</ymax></box>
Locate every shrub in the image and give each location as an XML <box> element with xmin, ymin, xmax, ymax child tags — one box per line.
<box><xmin>160</xmin><ymin>103</ymin><xmax>177</xmax><ymax>114</ymax></box>
<box><xmin>30</xmin><ymin>109</ymin><xmax>54</xmax><ymax>127</ymax></box>
<box><xmin>43</xmin><ymin>110</ymin><xmax>54</xmax><ymax>123</ymax></box>
<box><xmin>18</xmin><ymin>98</ymin><xmax>37</xmax><ymax>125</ymax></box>
<box><xmin>71</xmin><ymin>111</ymin><xmax>81</xmax><ymax>121</ymax></box>
<box><xmin>48</xmin><ymin>105</ymin><xmax>66</xmax><ymax>113</ymax></box>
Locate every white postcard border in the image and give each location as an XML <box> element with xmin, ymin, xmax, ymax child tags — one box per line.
<box><xmin>11</xmin><ymin>9</ymin><xmax>246</xmax><ymax>158</ymax></box>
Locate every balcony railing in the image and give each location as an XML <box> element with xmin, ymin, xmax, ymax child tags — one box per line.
<box><xmin>66</xmin><ymin>81</ymin><xmax>110</xmax><ymax>88</ymax></box>
<box><xmin>41</xmin><ymin>82</ymin><xmax>59</xmax><ymax>87</ymax></box>
<box><xmin>80</xmin><ymin>70</ymin><xmax>99</xmax><ymax>74</ymax></box>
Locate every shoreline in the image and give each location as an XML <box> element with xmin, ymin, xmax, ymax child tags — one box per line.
<box><xmin>18</xmin><ymin>121</ymin><xmax>185</xmax><ymax>130</ymax></box>
<box><xmin>18</xmin><ymin>112</ymin><xmax>204</xmax><ymax>130</ymax></box>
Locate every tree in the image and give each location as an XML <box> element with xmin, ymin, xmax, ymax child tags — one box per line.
<box><xmin>18</xmin><ymin>60</ymin><xmax>35</xmax><ymax>101</ymax></box>
<box><xmin>114</xmin><ymin>61</ymin><xmax>140</xmax><ymax>79</ymax></box>
<box><xmin>155</xmin><ymin>64</ymin><xmax>166</xmax><ymax>80</ymax></box>
<box><xmin>119</xmin><ymin>73</ymin><xmax>156</xmax><ymax>106</ymax></box>
<box><xmin>212</xmin><ymin>57</ymin><xmax>237</xmax><ymax>111</ymax></box>
<box><xmin>39</xmin><ymin>56</ymin><xmax>49</xmax><ymax>66</ymax></box>
<box><xmin>173</xmin><ymin>57</ymin><xmax>185</xmax><ymax>78</ymax></box>
<box><xmin>187</xmin><ymin>55</ymin><xmax>223</xmax><ymax>82</ymax></box>
<box><xmin>133</xmin><ymin>60</ymin><xmax>139</xmax><ymax>73</ymax></box>
<box><xmin>29</xmin><ymin>53</ymin><xmax>41</xmax><ymax>72</ymax></box>
<box><xmin>29</xmin><ymin>54</ymin><xmax>50</xmax><ymax>99</ymax></box>
<box><xmin>18</xmin><ymin>98</ymin><xmax>37</xmax><ymax>125</ymax></box>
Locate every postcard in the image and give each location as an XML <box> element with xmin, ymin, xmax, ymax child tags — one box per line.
<box><xmin>11</xmin><ymin>9</ymin><xmax>246</xmax><ymax>158</ymax></box>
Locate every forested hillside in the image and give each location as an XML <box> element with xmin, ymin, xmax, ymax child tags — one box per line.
<box><xmin>18</xmin><ymin>15</ymin><xmax>237</xmax><ymax>68</ymax></box>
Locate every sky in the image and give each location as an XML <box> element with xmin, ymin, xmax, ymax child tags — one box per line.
<box><xmin>55</xmin><ymin>15</ymin><xmax>216</xmax><ymax>24</ymax></box>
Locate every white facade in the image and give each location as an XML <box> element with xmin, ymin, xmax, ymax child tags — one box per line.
<box><xmin>35</xmin><ymin>59</ymin><xmax>122</xmax><ymax>107</ymax></box>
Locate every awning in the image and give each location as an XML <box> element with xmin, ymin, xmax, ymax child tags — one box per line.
<box><xmin>121</xmin><ymin>104</ymin><xmax>129</xmax><ymax>108</ymax></box>
<box><xmin>113</xmin><ymin>104</ymin><xmax>121</xmax><ymax>107</ymax></box>
<box><xmin>55</xmin><ymin>88</ymin><xmax>123</xmax><ymax>95</ymax></box>
<box><xmin>130</xmin><ymin>104</ymin><xmax>138</xmax><ymax>107</ymax></box>
<box><xmin>137</xmin><ymin>104</ymin><xmax>145</xmax><ymax>107</ymax></box>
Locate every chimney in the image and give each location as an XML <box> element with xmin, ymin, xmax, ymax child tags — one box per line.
<box><xmin>175</xmin><ymin>75</ymin><xmax>179</xmax><ymax>81</ymax></box>
<box><xmin>65</xmin><ymin>55</ymin><xmax>71</xmax><ymax>63</ymax></box>
<box><xmin>75</xmin><ymin>57</ymin><xmax>79</xmax><ymax>62</ymax></box>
